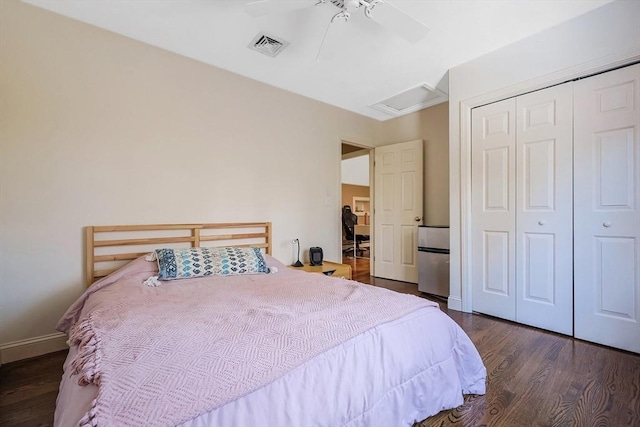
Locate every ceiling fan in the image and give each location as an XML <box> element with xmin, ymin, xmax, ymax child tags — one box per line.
<box><xmin>245</xmin><ymin>0</ymin><xmax>430</xmax><ymax>60</ymax></box>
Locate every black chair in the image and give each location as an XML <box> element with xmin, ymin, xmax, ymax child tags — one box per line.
<box><xmin>342</xmin><ymin>205</ymin><xmax>370</xmax><ymax>257</ymax></box>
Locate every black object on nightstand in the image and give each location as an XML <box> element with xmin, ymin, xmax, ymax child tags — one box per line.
<box><xmin>292</xmin><ymin>239</ymin><xmax>303</xmax><ymax>267</ymax></box>
<box><xmin>309</xmin><ymin>247</ymin><xmax>323</xmax><ymax>266</ymax></box>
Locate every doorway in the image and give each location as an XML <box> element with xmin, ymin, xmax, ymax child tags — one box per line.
<box><xmin>341</xmin><ymin>142</ymin><xmax>372</xmax><ymax>278</ymax></box>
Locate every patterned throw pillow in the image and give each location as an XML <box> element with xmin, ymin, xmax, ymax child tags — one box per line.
<box><xmin>155</xmin><ymin>247</ymin><xmax>268</xmax><ymax>281</ymax></box>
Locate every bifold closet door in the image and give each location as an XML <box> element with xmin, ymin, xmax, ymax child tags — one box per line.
<box><xmin>471</xmin><ymin>84</ymin><xmax>574</xmax><ymax>335</ymax></box>
<box><xmin>574</xmin><ymin>64</ymin><xmax>640</xmax><ymax>353</ymax></box>
<box><xmin>471</xmin><ymin>98</ymin><xmax>517</xmax><ymax>321</ymax></box>
<box><xmin>515</xmin><ymin>84</ymin><xmax>574</xmax><ymax>335</ymax></box>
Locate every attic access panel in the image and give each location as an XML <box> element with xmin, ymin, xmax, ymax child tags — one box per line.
<box><xmin>371</xmin><ymin>84</ymin><xmax>448</xmax><ymax>116</ymax></box>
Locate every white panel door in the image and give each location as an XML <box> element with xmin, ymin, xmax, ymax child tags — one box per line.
<box><xmin>515</xmin><ymin>83</ymin><xmax>573</xmax><ymax>335</ymax></box>
<box><xmin>471</xmin><ymin>98</ymin><xmax>517</xmax><ymax>321</ymax></box>
<box><xmin>374</xmin><ymin>140</ymin><xmax>423</xmax><ymax>283</ymax></box>
<box><xmin>574</xmin><ymin>64</ymin><xmax>640</xmax><ymax>353</ymax></box>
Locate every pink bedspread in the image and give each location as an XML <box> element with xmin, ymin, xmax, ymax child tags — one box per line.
<box><xmin>58</xmin><ymin>257</ymin><xmax>437</xmax><ymax>427</ymax></box>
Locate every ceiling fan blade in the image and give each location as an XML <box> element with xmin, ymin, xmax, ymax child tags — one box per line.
<box><xmin>245</xmin><ymin>0</ymin><xmax>319</xmax><ymax>18</ymax></box>
<box><xmin>368</xmin><ymin>1</ymin><xmax>429</xmax><ymax>44</ymax></box>
<box><xmin>316</xmin><ymin>17</ymin><xmax>350</xmax><ymax>62</ymax></box>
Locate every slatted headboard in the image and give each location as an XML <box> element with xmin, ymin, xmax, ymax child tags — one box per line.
<box><xmin>85</xmin><ymin>222</ymin><xmax>272</xmax><ymax>287</ymax></box>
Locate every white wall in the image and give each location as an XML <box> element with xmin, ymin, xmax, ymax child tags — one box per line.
<box><xmin>0</xmin><ymin>0</ymin><xmax>379</xmax><ymax>356</ymax></box>
<box><xmin>448</xmin><ymin>0</ymin><xmax>640</xmax><ymax>311</ymax></box>
<box><xmin>341</xmin><ymin>155</ymin><xmax>369</xmax><ymax>186</ymax></box>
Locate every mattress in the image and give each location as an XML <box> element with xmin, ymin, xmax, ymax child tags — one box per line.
<box><xmin>54</xmin><ymin>255</ymin><xmax>486</xmax><ymax>426</ymax></box>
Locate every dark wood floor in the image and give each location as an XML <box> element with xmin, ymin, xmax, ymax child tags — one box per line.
<box><xmin>0</xmin><ymin>349</ymin><xmax>66</xmax><ymax>427</ymax></box>
<box><xmin>341</xmin><ymin>256</ymin><xmax>640</xmax><ymax>426</ymax></box>
<box><xmin>2</xmin><ymin>258</ymin><xmax>639</xmax><ymax>426</ymax></box>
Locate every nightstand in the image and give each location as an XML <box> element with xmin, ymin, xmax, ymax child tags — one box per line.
<box><xmin>291</xmin><ymin>261</ymin><xmax>352</xmax><ymax>280</ymax></box>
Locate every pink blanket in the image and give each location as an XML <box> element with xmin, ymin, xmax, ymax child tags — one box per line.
<box><xmin>62</xmin><ymin>258</ymin><xmax>436</xmax><ymax>426</ymax></box>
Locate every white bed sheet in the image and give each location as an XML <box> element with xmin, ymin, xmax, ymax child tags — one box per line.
<box><xmin>56</xmin><ymin>304</ymin><xmax>485</xmax><ymax>426</ymax></box>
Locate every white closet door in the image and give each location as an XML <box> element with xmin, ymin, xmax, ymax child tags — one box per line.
<box><xmin>515</xmin><ymin>83</ymin><xmax>574</xmax><ymax>335</ymax></box>
<box><xmin>471</xmin><ymin>98</ymin><xmax>517</xmax><ymax>321</ymax></box>
<box><xmin>574</xmin><ymin>64</ymin><xmax>640</xmax><ymax>353</ymax></box>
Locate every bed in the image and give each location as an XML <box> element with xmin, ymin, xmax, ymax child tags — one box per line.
<box><xmin>54</xmin><ymin>222</ymin><xmax>486</xmax><ymax>427</ymax></box>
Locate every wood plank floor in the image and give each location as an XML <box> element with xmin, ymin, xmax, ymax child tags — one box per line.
<box><xmin>341</xmin><ymin>256</ymin><xmax>640</xmax><ymax>426</ymax></box>
<box><xmin>2</xmin><ymin>260</ymin><xmax>639</xmax><ymax>426</ymax></box>
<box><xmin>0</xmin><ymin>349</ymin><xmax>66</xmax><ymax>427</ymax></box>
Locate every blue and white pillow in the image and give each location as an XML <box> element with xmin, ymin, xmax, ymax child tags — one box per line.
<box><xmin>154</xmin><ymin>247</ymin><xmax>268</xmax><ymax>281</ymax></box>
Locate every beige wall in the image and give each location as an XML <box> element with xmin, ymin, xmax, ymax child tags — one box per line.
<box><xmin>0</xmin><ymin>0</ymin><xmax>379</xmax><ymax>347</ymax></box>
<box><xmin>341</xmin><ymin>184</ymin><xmax>370</xmax><ymax>212</ymax></box>
<box><xmin>378</xmin><ymin>102</ymin><xmax>449</xmax><ymax>226</ymax></box>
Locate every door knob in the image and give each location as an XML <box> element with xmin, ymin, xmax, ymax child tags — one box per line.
<box><xmin>538</xmin><ymin>220</ymin><xmax>546</xmax><ymax>226</ymax></box>
<box><xmin>603</xmin><ymin>221</ymin><xmax>612</xmax><ymax>228</ymax></box>
<box><xmin>414</xmin><ymin>216</ymin><xmax>422</xmax><ymax>222</ymax></box>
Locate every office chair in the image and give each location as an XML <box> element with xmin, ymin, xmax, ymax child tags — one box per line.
<box><xmin>342</xmin><ymin>205</ymin><xmax>370</xmax><ymax>257</ymax></box>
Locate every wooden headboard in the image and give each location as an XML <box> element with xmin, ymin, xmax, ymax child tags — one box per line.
<box><xmin>85</xmin><ymin>222</ymin><xmax>272</xmax><ymax>287</ymax></box>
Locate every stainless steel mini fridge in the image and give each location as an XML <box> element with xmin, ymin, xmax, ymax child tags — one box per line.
<box><xmin>418</xmin><ymin>226</ymin><xmax>450</xmax><ymax>298</ymax></box>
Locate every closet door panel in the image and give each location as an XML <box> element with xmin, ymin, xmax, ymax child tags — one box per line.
<box><xmin>522</xmin><ymin>232</ymin><xmax>555</xmax><ymax>302</ymax></box>
<box><xmin>516</xmin><ymin>83</ymin><xmax>574</xmax><ymax>335</ymax></box>
<box><xmin>574</xmin><ymin>64</ymin><xmax>640</xmax><ymax>353</ymax></box>
<box><xmin>471</xmin><ymin>99</ymin><xmax>516</xmax><ymax>321</ymax></box>
<box><xmin>597</xmin><ymin>237</ymin><xmax>636</xmax><ymax>317</ymax></box>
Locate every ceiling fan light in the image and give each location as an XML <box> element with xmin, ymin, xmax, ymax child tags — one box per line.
<box><xmin>344</xmin><ymin>0</ymin><xmax>360</xmax><ymax>11</ymax></box>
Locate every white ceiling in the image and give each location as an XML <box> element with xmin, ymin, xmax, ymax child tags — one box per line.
<box><xmin>24</xmin><ymin>0</ymin><xmax>613</xmax><ymax>121</ymax></box>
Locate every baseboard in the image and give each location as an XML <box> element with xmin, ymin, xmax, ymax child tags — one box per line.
<box><xmin>447</xmin><ymin>296</ymin><xmax>462</xmax><ymax>312</ymax></box>
<box><xmin>1</xmin><ymin>332</ymin><xmax>68</xmax><ymax>364</ymax></box>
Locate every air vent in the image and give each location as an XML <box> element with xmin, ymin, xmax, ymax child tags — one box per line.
<box><xmin>370</xmin><ymin>84</ymin><xmax>448</xmax><ymax>116</ymax></box>
<box><xmin>248</xmin><ymin>33</ymin><xmax>289</xmax><ymax>57</ymax></box>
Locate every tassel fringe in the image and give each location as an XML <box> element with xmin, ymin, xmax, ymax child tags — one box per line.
<box><xmin>79</xmin><ymin>398</ymin><xmax>99</xmax><ymax>427</ymax></box>
<box><xmin>69</xmin><ymin>317</ymin><xmax>102</xmax><ymax>386</ymax></box>
<box><xmin>143</xmin><ymin>276</ymin><xmax>161</xmax><ymax>287</ymax></box>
